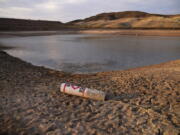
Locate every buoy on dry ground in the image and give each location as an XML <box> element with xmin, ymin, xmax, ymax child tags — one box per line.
<box><xmin>60</xmin><ymin>83</ymin><xmax>106</xmax><ymax>101</ymax></box>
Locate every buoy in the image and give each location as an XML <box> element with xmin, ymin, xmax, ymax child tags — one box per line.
<box><xmin>60</xmin><ymin>83</ymin><xmax>106</xmax><ymax>101</ymax></box>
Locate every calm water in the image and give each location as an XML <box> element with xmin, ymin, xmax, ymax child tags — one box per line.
<box><xmin>0</xmin><ymin>34</ymin><xmax>180</xmax><ymax>73</ymax></box>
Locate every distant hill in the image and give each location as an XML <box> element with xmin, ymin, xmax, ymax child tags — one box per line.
<box><xmin>1</xmin><ymin>11</ymin><xmax>180</xmax><ymax>31</ymax></box>
<box><xmin>0</xmin><ymin>18</ymin><xmax>67</xmax><ymax>31</ymax></box>
<box><xmin>68</xmin><ymin>11</ymin><xmax>180</xmax><ymax>29</ymax></box>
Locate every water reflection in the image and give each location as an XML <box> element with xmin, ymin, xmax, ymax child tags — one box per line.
<box><xmin>0</xmin><ymin>34</ymin><xmax>180</xmax><ymax>73</ymax></box>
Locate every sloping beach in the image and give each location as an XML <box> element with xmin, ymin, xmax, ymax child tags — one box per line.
<box><xmin>0</xmin><ymin>49</ymin><xmax>179</xmax><ymax>134</ymax></box>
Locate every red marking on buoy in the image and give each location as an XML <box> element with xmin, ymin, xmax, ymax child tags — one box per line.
<box><xmin>63</xmin><ymin>83</ymin><xmax>67</xmax><ymax>93</ymax></box>
<box><xmin>72</xmin><ymin>85</ymin><xmax>80</xmax><ymax>90</ymax></box>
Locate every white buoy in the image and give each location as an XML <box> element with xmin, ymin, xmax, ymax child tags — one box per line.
<box><xmin>60</xmin><ymin>83</ymin><xmax>106</xmax><ymax>101</ymax></box>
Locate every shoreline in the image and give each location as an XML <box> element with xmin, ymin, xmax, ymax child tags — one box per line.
<box><xmin>80</xmin><ymin>29</ymin><xmax>180</xmax><ymax>37</ymax></box>
<box><xmin>0</xmin><ymin>50</ymin><xmax>180</xmax><ymax>134</ymax></box>
<box><xmin>0</xmin><ymin>29</ymin><xmax>180</xmax><ymax>37</ymax></box>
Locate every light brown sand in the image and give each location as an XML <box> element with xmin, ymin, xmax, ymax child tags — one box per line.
<box><xmin>0</xmin><ymin>50</ymin><xmax>179</xmax><ymax>135</ymax></box>
<box><xmin>79</xmin><ymin>29</ymin><xmax>180</xmax><ymax>36</ymax></box>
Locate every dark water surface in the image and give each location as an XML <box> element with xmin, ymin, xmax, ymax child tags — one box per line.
<box><xmin>0</xmin><ymin>34</ymin><xmax>180</xmax><ymax>73</ymax></box>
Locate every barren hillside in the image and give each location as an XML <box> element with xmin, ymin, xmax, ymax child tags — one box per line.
<box><xmin>69</xmin><ymin>11</ymin><xmax>180</xmax><ymax>29</ymax></box>
<box><xmin>0</xmin><ymin>18</ymin><xmax>66</xmax><ymax>31</ymax></box>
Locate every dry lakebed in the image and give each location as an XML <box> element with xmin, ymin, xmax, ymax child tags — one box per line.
<box><xmin>0</xmin><ymin>45</ymin><xmax>180</xmax><ymax>134</ymax></box>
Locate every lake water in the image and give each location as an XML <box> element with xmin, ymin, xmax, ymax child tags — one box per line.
<box><xmin>0</xmin><ymin>34</ymin><xmax>180</xmax><ymax>73</ymax></box>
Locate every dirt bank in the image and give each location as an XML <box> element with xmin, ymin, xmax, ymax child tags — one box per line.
<box><xmin>0</xmin><ymin>51</ymin><xmax>180</xmax><ymax>135</ymax></box>
<box><xmin>79</xmin><ymin>29</ymin><xmax>180</xmax><ymax>36</ymax></box>
<box><xmin>0</xmin><ymin>29</ymin><xmax>180</xmax><ymax>37</ymax></box>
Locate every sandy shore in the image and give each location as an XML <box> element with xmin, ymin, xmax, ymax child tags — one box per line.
<box><xmin>79</xmin><ymin>29</ymin><xmax>180</xmax><ymax>36</ymax></box>
<box><xmin>0</xmin><ymin>49</ymin><xmax>179</xmax><ymax>135</ymax></box>
<box><xmin>0</xmin><ymin>29</ymin><xmax>180</xmax><ymax>37</ymax></box>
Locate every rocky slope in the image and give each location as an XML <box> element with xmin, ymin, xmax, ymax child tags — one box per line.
<box><xmin>69</xmin><ymin>11</ymin><xmax>180</xmax><ymax>29</ymax></box>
